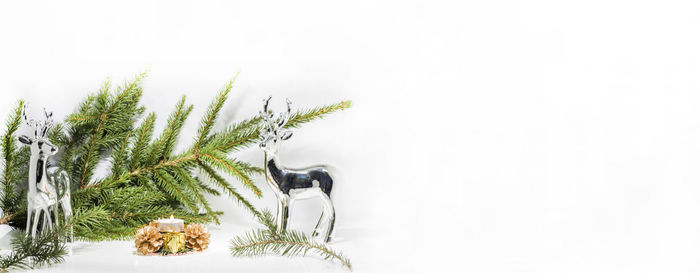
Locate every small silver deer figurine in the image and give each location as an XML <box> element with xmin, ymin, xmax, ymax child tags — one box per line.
<box><xmin>19</xmin><ymin>106</ymin><xmax>72</xmax><ymax>240</ymax></box>
<box><xmin>259</xmin><ymin>97</ymin><xmax>336</xmax><ymax>243</ymax></box>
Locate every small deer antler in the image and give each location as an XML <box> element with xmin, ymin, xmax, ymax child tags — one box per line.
<box><xmin>261</xmin><ymin>96</ymin><xmax>274</xmax><ymax>135</ymax></box>
<box><xmin>263</xmin><ymin>96</ymin><xmax>272</xmax><ymax>115</ymax></box>
<box><xmin>260</xmin><ymin>97</ymin><xmax>294</xmax><ymax>138</ymax></box>
<box><xmin>23</xmin><ymin>104</ymin><xmax>39</xmax><ymax>138</ymax></box>
<box><xmin>277</xmin><ymin>98</ymin><xmax>292</xmax><ymax>128</ymax></box>
<box><xmin>41</xmin><ymin>108</ymin><xmax>53</xmax><ymax>137</ymax></box>
<box><xmin>22</xmin><ymin>105</ymin><xmax>54</xmax><ymax>138</ymax></box>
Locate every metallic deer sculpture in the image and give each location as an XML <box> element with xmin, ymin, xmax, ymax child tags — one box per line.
<box><xmin>259</xmin><ymin>97</ymin><xmax>336</xmax><ymax>243</ymax></box>
<box><xmin>19</xmin><ymin>106</ymin><xmax>72</xmax><ymax>240</ymax></box>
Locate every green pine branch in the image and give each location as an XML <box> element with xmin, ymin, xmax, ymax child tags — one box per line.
<box><xmin>285</xmin><ymin>100</ymin><xmax>352</xmax><ymax>129</ymax></box>
<box><xmin>128</xmin><ymin>112</ymin><xmax>156</xmax><ymax>171</ymax></box>
<box><xmin>0</xmin><ymin>100</ymin><xmax>25</xmax><ymax>218</ymax></box>
<box><xmin>71</xmin><ymin>73</ymin><xmax>145</xmax><ymax>188</ymax></box>
<box><xmin>0</xmin><ymin>228</ymin><xmax>66</xmax><ymax>272</ymax></box>
<box><xmin>0</xmin><ymin>206</ymin><xmax>110</xmax><ymax>272</ymax></box>
<box><xmin>198</xmin><ymin>149</ymin><xmax>261</xmax><ymax>197</ymax></box>
<box><xmin>230</xmin><ymin>209</ymin><xmax>352</xmax><ymax>271</ymax></box>
<box><xmin>199</xmin><ymin>161</ymin><xmax>260</xmax><ymax>219</ymax></box>
<box><xmin>195</xmin><ymin>73</ymin><xmax>239</xmax><ymax>152</ymax></box>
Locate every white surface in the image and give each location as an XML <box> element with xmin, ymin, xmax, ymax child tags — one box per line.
<box><xmin>29</xmin><ymin>222</ymin><xmax>367</xmax><ymax>273</ymax></box>
<box><xmin>0</xmin><ymin>225</ymin><xmax>13</xmax><ymax>250</ymax></box>
<box><xmin>1</xmin><ymin>0</ymin><xmax>700</xmax><ymax>272</ymax></box>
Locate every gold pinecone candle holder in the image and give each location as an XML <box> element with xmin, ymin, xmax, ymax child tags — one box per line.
<box><xmin>162</xmin><ymin>232</ymin><xmax>186</xmax><ymax>253</ymax></box>
<box><xmin>134</xmin><ymin>226</ymin><xmax>163</xmax><ymax>254</ymax></box>
<box><xmin>134</xmin><ymin>217</ymin><xmax>210</xmax><ymax>255</ymax></box>
<box><xmin>185</xmin><ymin>223</ymin><xmax>210</xmax><ymax>251</ymax></box>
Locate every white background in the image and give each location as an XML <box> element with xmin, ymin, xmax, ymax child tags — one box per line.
<box><xmin>1</xmin><ymin>0</ymin><xmax>700</xmax><ymax>272</ymax></box>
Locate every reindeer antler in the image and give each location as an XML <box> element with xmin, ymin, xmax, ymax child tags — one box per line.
<box><xmin>261</xmin><ymin>96</ymin><xmax>275</xmax><ymax>135</ymax></box>
<box><xmin>263</xmin><ymin>96</ymin><xmax>272</xmax><ymax>115</ymax></box>
<box><xmin>260</xmin><ymin>97</ymin><xmax>294</xmax><ymax>137</ymax></box>
<box><xmin>23</xmin><ymin>104</ymin><xmax>39</xmax><ymax>138</ymax></box>
<box><xmin>22</xmin><ymin>105</ymin><xmax>54</xmax><ymax>138</ymax></box>
<box><xmin>41</xmin><ymin>108</ymin><xmax>53</xmax><ymax>137</ymax></box>
<box><xmin>277</xmin><ymin>98</ymin><xmax>292</xmax><ymax>128</ymax></box>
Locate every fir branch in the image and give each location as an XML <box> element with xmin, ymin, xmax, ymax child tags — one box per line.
<box><xmin>75</xmin><ymin>81</ymin><xmax>113</xmax><ymax>187</ymax></box>
<box><xmin>162</xmin><ymin>104</ymin><xmax>193</xmax><ymax>160</ymax></box>
<box><xmin>198</xmin><ymin>161</ymin><xmax>261</xmax><ymax>219</ymax></box>
<box><xmin>128</xmin><ymin>154</ymin><xmax>198</xmax><ymax>177</ymax></box>
<box><xmin>145</xmin><ymin>96</ymin><xmax>188</xmax><ymax>165</ymax></box>
<box><xmin>195</xmin><ymin>73</ymin><xmax>239</xmax><ymax>152</ymax></box>
<box><xmin>172</xmin><ymin>167</ymin><xmax>216</xmax><ymax>223</ymax></box>
<box><xmin>197</xmin><ymin>179</ymin><xmax>222</xmax><ymax>196</ymax></box>
<box><xmin>0</xmin><ymin>228</ymin><xmax>66</xmax><ymax>272</ymax></box>
<box><xmin>129</xmin><ymin>112</ymin><xmax>156</xmax><ymax>171</ymax></box>
<box><xmin>153</xmin><ymin>169</ymin><xmax>198</xmax><ymax>211</ymax></box>
<box><xmin>73</xmin><ymin>73</ymin><xmax>146</xmax><ymax>187</ymax></box>
<box><xmin>285</xmin><ymin>100</ymin><xmax>352</xmax><ymax>129</ymax></box>
<box><xmin>199</xmin><ymin>150</ymin><xmax>261</xmax><ymax>197</ymax></box>
<box><xmin>110</xmin><ymin>131</ymin><xmax>132</xmax><ymax>178</ymax></box>
<box><xmin>0</xmin><ymin>205</ymin><xmax>112</xmax><ymax>272</ymax></box>
<box><xmin>73</xmin><ymin>174</ymin><xmax>130</xmax><ymax>207</ymax></box>
<box><xmin>257</xmin><ymin>209</ymin><xmax>280</xmax><ymax>238</ymax></box>
<box><xmin>205</xmin><ymin>117</ymin><xmax>262</xmax><ymax>154</ymax></box>
<box><xmin>1</xmin><ymin>100</ymin><xmax>24</xmax><ymax>214</ymax></box>
<box><xmin>230</xmin><ymin>209</ymin><xmax>352</xmax><ymax>270</ymax></box>
<box><xmin>71</xmin><ymin>207</ymin><xmax>111</xmax><ymax>235</ymax></box>
<box><xmin>54</xmin><ymin>125</ymin><xmax>85</xmax><ymax>175</ymax></box>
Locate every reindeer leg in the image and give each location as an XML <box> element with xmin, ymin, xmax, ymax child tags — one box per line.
<box><xmin>59</xmin><ymin>197</ymin><xmax>74</xmax><ymax>254</ymax></box>
<box><xmin>25</xmin><ymin>201</ymin><xmax>33</xmax><ymax>236</ymax></box>
<box><xmin>320</xmin><ymin>193</ymin><xmax>335</xmax><ymax>243</ymax></box>
<box><xmin>60</xmin><ymin>171</ymin><xmax>74</xmax><ymax>243</ymax></box>
<box><xmin>61</xmin><ymin>196</ymin><xmax>74</xmax><ymax>243</ymax></box>
<box><xmin>312</xmin><ymin>211</ymin><xmax>324</xmax><ymax>238</ymax></box>
<box><xmin>277</xmin><ymin>195</ymin><xmax>290</xmax><ymax>233</ymax></box>
<box><xmin>275</xmin><ymin>197</ymin><xmax>282</xmax><ymax>232</ymax></box>
<box><xmin>31</xmin><ymin>209</ymin><xmax>41</xmax><ymax>238</ymax></box>
<box><xmin>44</xmin><ymin>207</ymin><xmax>53</xmax><ymax>230</ymax></box>
<box><xmin>42</xmin><ymin>208</ymin><xmax>49</xmax><ymax>231</ymax></box>
<box><xmin>287</xmin><ymin>198</ymin><xmax>295</xmax><ymax>230</ymax></box>
<box><xmin>42</xmin><ymin>210</ymin><xmax>47</xmax><ymax>230</ymax></box>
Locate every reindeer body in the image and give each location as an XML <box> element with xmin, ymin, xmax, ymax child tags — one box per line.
<box><xmin>20</xmin><ymin>106</ymin><xmax>72</xmax><ymax>240</ymax></box>
<box><xmin>25</xmin><ymin>141</ymin><xmax>57</xmax><ymax>237</ymax></box>
<box><xmin>266</xmin><ymin>159</ymin><xmax>333</xmax><ymax>196</ymax></box>
<box><xmin>260</xmin><ymin>97</ymin><xmax>336</xmax><ymax>243</ymax></box>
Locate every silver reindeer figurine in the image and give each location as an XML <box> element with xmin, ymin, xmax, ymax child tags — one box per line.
<box><xmin>259</xmin><ymin>97</ymin><xmax>336</xmax><ymax>243</ymax></box>
<box><xmin>19</xmin><ymin>106</ymin><xmax>72</xmax><ymax>240</ymax></box>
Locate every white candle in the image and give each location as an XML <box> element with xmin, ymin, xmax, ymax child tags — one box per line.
<box><xmin>157</xmin><ymin>215</ymin><xmax>184</xmax><ymax>233</ymax></box>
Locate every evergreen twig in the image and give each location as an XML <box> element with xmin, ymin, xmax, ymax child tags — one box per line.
<box><xmin>0</xmin><ymin>206</ymin><xmax>108</xmax><ymax>272</ymax></box>
<box><xmin>0</xmin><ymin>100</ymin><xmax>25</xmax><ymax>216</ymax></box>
<box><xmin>230</xmin><ymin>209</ymin><xmax>352</xmax><ymax>270</ymax></box>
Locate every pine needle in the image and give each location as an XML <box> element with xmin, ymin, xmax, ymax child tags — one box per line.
<box><xmin>230</xmin><ymin>209</ymin><xmax>352</xmax><ymax>270</ymax></box>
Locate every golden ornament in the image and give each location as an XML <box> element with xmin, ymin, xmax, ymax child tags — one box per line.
<box><xmin>184</xmin><ymin>223</ymin><xmax>210</xmax><ymax>251</ymax></box>
<box><xmin>162</xmin><ymin>232</ymin><xmax>186</xmax><ymax>253</ymax></box>
<box><xmin>134</xmin><ymin>226</ymin><xmax>163</xmax><ymax>254</ymax></box>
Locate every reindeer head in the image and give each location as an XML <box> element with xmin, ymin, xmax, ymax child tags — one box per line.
<box><xmin>259</xmin><ymin>96</ymin><xmax>293</xmax><ymax>156</ymax></box>
<box><xmin>19</xmin><ymin>105</ymin><xmax>57</xmax><ymax>157</ymax></box>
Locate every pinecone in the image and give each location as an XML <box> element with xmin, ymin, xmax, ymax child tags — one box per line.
<box><xmin>135</xmin><ymin>226</ymin><xmax>163</xmax><ymax>254</ymax></box>
<box><xmin>184</xmin><ymin>223</ymin><xmax>210</xmax><ymax>251</ymax></box>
